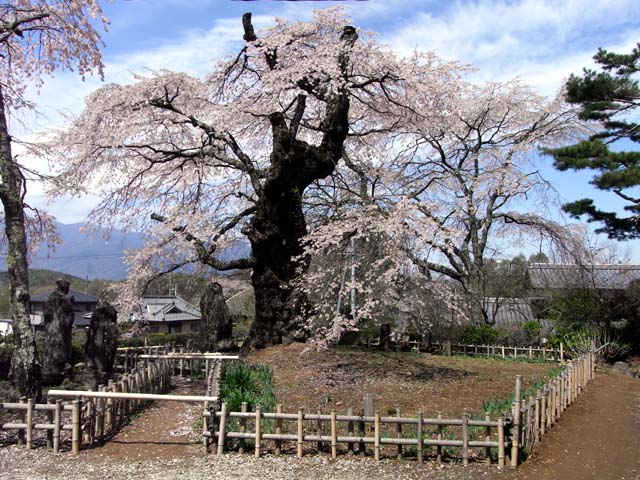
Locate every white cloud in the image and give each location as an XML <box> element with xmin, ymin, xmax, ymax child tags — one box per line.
<box><xmin>385</xmin><ymin>0</ymin><xmax>639</xmax><ymax>95</ymax></box>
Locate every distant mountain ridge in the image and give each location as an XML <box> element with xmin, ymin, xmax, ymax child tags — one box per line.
<box><xmin>27</xmin><ymin>222</ymin><xmax>146</xmax><ymax>281</ymax></box>
<box><xmin>0</xmin><ymin>222</ymin><xmax>251</xmax><ymax>281</ymax></box>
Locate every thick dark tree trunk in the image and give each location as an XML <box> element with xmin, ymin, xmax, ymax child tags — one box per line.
<box><xmin>243</xmin><ymin>94</ymin><xmax>351</xmax><ymax>349</ymax></box>
<box><xmin>0</xmin><ymin>86</ymin><xmax>41</xmax><ymax>399</ymax></box>
<box><xmin>85</xmin><ymin>297</ymin><xmax>118</xmax><ymax>384</ymax></box>
<box><xmin>200</xmin><ymin>282</ymin><xmax>234</xmax><ymax>350</ymax></box>
<box><xmin>41</xmin><ymin>280</ymin><xmax>75</xmax><ymax>385</ymax></box>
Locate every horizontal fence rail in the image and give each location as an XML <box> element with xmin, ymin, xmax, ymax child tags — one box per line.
<box><xmin>0</xmin><ymin>357</ymin><xmax>174</xmax><ymax>453</ymax></box>
<box><xmin>203</xmin><ymin>406</ymin><xmax>508</xmax><ymax>466</ymax></box>
<box><xmin>361</xmin><ymin>337</ymin><xmax>564</xmax><ymax>361</ymax></box>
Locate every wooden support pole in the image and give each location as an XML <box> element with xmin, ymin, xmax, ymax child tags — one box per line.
<box><xmin>53</xmin><ymin>400</ymin><xmax>61</xmax><ymax>454</ymax></box>
<box><xmin>17</xmin><ymin>397</ymin><xmax>25</xmax><ymax>446</ymax></box>
<box><xmin>202</xmin><ymin>401</ymin><xmax>210</xmax><ymax>453</ymax></box>
<box><xmin>462</xmin><ymin>412</ymin><xmax>469</xmax><ymax>467</ymax></box>
<box><xmin>217</xmin><ymin>403</ymin><xmax>227</xmax><ymax>455</ymax></box>
<box><xmin>26</xmin><ymin>398</ymin><xmax>33</xmax><ymax>449</ymax></box>
<box><xmin>534</xmin><ymin>394</ymin><xmax>541</xmax><ymax>445</ymax></box>
<box><xmin>96</xmin><ymin>385</ymin><xmax>105</xmax><ymax>439</ymax></box>
<box><xmin>275</xmin><ymin>404</ymin><xmax>283</xmax><ymax>455</ymax></box>
<box><xmin>498</xmin><ymin>416</ymin><xmax>505</xmax><ymax>468</ymax></box>
<box><xmin>347</xmin><ymin>407</ymin><xmax>354</xmax><ymax>455</ymax></box>
<box><xmin>71</xmin><ymin>400</ymin><xmax>81</xmax><ymax>455</ymax></box>
<box><xmin>396</xmin><ymin>408</ymin><xmax>403</xmax><ymax>459</ymax></box>
<box><xmin>316</xmin><ymin>408</ymin><xmax>323</xmax><ymax>452</ymax></box>
<box><xmin>437</xmin><ymin>411</ymin><xmax>443</xmax><ymax>463</ymax></box>
<box><xmin>560</xmin><ymin>342</ymin><xmax>564</xmax><ymax>361</ymax></box>
<box><xmin>331</xmin><ymin>410</ymin><xmax>337</xmax><ymax>460</ymax></box>
<box><xmin>374</xmin><ymin>411</ymin><xmax>381</xmax><ymax>462</ymax></box>
<box><xmin>239</xmin><ymin>402</ymin><xmax>247</xmax><ymax>454</ymax></box>
<box><xmin>511</xmin><ymin>375</ymin><xmax>522</xmax><ymax>467</ymax></box>
<box><xmin>297</xmin><ymin>407</ymin><xmax>304</xmax><ymax>458</ymax></box>
<box><xmin>358</xmin><ymin>408</ymin><xmax>365</xmax><ymax>456</ymax></box>
<box><xmin>106</xmin><ymin>380</ymin><xmax>114</xmax><ymax>432</ymax></box>
<box><xmin>540</xmin><ymin>390</ymin><xmax>547</xmax><ymax>435</ymax></box>
<box><xmin>485</xmin><ymin>412</ymin><xmax>492</xmax><ymax>464</ymax></box>
<box><xmin>417</xmin><ymin>412</ymin><xmax>424</xmax><ymax>464</ymax></box>
<box><xmin>46</xmin><ymin>398</ymin><xmax>54</xmax><ymax>449</ymax></box>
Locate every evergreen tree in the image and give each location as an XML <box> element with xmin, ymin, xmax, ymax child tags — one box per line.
<box><xmin>546</xmin><ymin>44</ymin><xmax>640</xmax><ymax>240</ymax></box>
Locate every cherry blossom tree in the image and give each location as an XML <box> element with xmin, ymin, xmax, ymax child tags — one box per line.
<box><xmin>50</xmin><ymin>9</ymin><xmax>465</xmax><ymax>349</ymax></box>
<box><xmin>1</xmin><ymin>1</ymin><xmax>108</xmax><ymax>397</ymax></box>
<box><xmin>304</xmin><ymin>79</ymin><xmax>583</xmax><ymax>327</ymax></box>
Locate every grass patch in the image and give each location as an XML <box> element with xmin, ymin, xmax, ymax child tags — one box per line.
<box><xmin>220</xmin><ymin>360</ymin><xmax>277</xmax><ymax>413</ymax></box>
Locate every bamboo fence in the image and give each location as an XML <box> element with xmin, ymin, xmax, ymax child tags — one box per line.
<box><xmin>203</xmin><ymin>352</ymin><xmax>594</xmax><ymax>467</ymax></box>
<box><xmin>203</xmin><ymin>404</ymin><xmax>506</xmax><ymax>466</ymax></box>
<box><xmin>1</xmin><ymin>349</ymin><xmax>594</xmax><ymax>467</ymax></box>
<box><xmin>510</xmin><ymin>351</ymin><xmax>595</xmax><ymax>465</ymax></box>
<box><xmin>362</xmin><ymin>337</ymin><xmax>563</xmax><ymax>361</ymax></box>
<box><xmin>1</xmin><ymin>357</ymin><xmax>172</xmax><ymax>453</ymax></box>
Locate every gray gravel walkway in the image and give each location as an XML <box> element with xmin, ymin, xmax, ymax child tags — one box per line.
<box><xmin>0</xmin><ymin>446</ymin><xmax>510</xmax><ymax>480</ymax></box>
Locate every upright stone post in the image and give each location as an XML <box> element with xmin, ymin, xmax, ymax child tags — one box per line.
<box><xmin>42</xmin><ymin>280</ymin><xmax>75</xmax><ymax>385</ymax></box>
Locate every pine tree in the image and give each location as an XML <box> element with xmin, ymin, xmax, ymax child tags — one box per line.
<box><xmin>546</xmin><ymin>44</ymin><xmax>640</xmax><ymax>240</ymax></box>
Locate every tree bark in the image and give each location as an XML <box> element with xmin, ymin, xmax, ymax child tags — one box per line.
<box><xmin>243</xmin><ymin>93</ymin><xmax>351</xmax><ymax>349</ymax></box>
<box><xmin>0</xmin><ymin>85</ymin><xmax>41</xmax><ymax>399</ymax></box>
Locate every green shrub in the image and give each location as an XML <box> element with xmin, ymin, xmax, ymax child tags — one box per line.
<box><xmin>522</xmin><ymin>321</ymin><xmax>542</xmax><ymax>344</ymax></box>
<box><xmin>459</xmin><ymin>324</ymin><xmax>501</xmax><ymax>345</ymax></box>
<box><xmin>220</xmin><ymin>361</ymin><xmax>277</xmax><ymax>413</ymax></box>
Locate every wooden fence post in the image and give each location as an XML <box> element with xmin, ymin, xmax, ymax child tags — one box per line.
<box><xmin>71</xmin><ymin>400</ymin><xmax>81</xmax><ymax>455</ymax></box>
<box><xmin>316</xmin><ymin>408</ymin><xmax>323</xmax><ymax>452</ymax></box>
<box><xmin>297</xmin><ymin>407</ymin><xmax>304</xmax><ymax>458</ymax></box>
<box><xmin>26</xmin><ymin>398</ymin><xmax>33</xmax><ymax>449</ymax></box>
<box><xmin>485</xmin><ymin>412</ymin><xmax>491</xmax><ymax>464</ymax></box>
<box><xmin>358</xmin><ymin>408</ymin><xmax>365</xmax><ymax>456</ymax></box>
<box><xmin>534</xmin><ymin>393</ymin><xmax>541</xmax><ymax>445</ymax></box>
<box><xmin>331</xmin><ymin>410</ymin><xmax>337</xmax><ymax>460</ymax></box>
<box><xmin>374</xmin><ymin>411</ymin><xmax>380</xmax><ymax>462</ymax></box>
<box><xmin>17</xmin><ymin>396</ymin><xmax>25</xmax><ymax>446</ymax></box>
<box><xmin>239</xmin><ymin>402</ymin><xmax>247</xmax><ymax>454</ymax></box>
<box><xmin>347</xmin><ymin>406</ymin><xmax>354</xmax><ymax>455</ymax></box>
<box><xmin>417</xmin><ymin>412</ymin><xmax>424</xmax><ymax>464</ymax></box>
<box><xmin>46</xmin><ymin>398</ymin><xmax>54</xmax><ymax>450</ymax></box>
<box><xmin>217</xmin><ymin>403</ymin><xmax>227</xmax><ymax>455</ymax></box>
<box><xmin>396</xmin><ymin>408</ymin><xmax>403</xmax><ymax>459</ymax></box>
<box><xmin>462</xmin><ymin>412</ymin><xmax>469</xmax><ymax>466</ymax></box>
<box><xmin>498</xmin><ymin>415</ymin><xmax>505</xmax><ymax>467</ymax></box>
<box><xmin>437</xmin><ymin>411</ymin><xmax>443</xmax><ymax>463</ymax></box>
<box><xmin>540</xmin><ymin>389</ymin><xmax>547</xmax><ymax>436</ymax></box>
<box><xmin>275</xmin><ymin>404</ymin><xmax>283</xmax><ymax>455</ymax></box>
<box><xmin>511</xmin><ymin>375</ymin><xmax>522</xmax><ymax>467</ymax></box>
<box><xmin>53</xmin><ymin>400</ymin><xmax>62</xmax><ymax>453</ymax></box>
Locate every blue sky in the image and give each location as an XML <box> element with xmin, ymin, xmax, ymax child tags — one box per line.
<box><xmin>17</xmin><ymin>0</ymin><xmax>640</xmax><ymax>260</ymax></box>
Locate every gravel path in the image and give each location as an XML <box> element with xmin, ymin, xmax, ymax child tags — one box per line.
<box><xmin>0</xmin><ymin>447</ymin><xmax>509</xmax><ymax>480</ymax></box>
<box><xmin>2</xmin><ymin>369</ymin><xmax>638</xmax><ymax>480</ymax></box>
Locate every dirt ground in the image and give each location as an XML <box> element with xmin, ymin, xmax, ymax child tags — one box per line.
<box><xmin>2</xmin><ymin>349</ymin><xmax>639</xmax><ymax>479</ymax></box>
<box><xmin>506</xmin><ymin>369</ymin><xmax>640</xmax><ymax>480</ymax></box>
<box><xmin>81</xmin><ymin>377</ymin><xmax>205</xmax><ymax>462</ymax></box>
<box><xmin>246</xmin><ymin>344</ymin><xmax>552</xmax><ymax>417</ymax></box>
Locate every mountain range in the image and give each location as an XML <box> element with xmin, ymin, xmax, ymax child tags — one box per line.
<box><xmin>27</xmin><ymin>223</ymin><xmax>145</xmax><ymax>280</ymax></box>
<box><xmin>0</xmin><ymin>222</ymin><xmax>251</xmax><ymax>281</ymax></box>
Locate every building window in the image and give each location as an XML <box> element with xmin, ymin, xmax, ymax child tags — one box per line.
<box><xmin>169</xmin><ymin>324</ymin><xmax>182</xmax><ymax>334</ymax></box>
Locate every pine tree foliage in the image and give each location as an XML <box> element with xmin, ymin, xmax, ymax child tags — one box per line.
<box><xmin>547</xmin><ymin>44</ymin><xmax>640</xmax><ymax>240</ymax></box>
